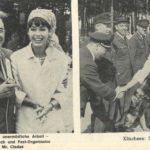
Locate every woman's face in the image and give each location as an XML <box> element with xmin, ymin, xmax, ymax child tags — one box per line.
<box><xmin>28</xmin><ymin>24</ymin><xmax>52</xmax><ymax>49</ymax></box>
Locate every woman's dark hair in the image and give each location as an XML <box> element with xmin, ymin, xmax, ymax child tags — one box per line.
<box><xmin>27</xmin><ymin>17</ymin><xmax>51</xmax><ymax>31</ymax></box>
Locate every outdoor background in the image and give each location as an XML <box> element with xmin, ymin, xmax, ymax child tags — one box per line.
<box><xmin>79</xmin><ymin>0</ymin><xmax>150</xmax><ymax>45</ymax></box>
<box><xmin>0</xmin><ymin>0</ymin><xmax>72</xmax><ymax>54</ymax></box>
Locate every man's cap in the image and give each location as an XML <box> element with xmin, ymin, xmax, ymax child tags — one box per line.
<box><xmin>114</xmin><ymin>16</ymin><xmax>129</xmax><ymax>24</ymax></box>
<box><xmin>93</xmin><ymin>12</ymin><xmax>115</xmax><ymax>25</ymax></box>
<box><xmin>89</xmin><ymin>32</ymin><xmax>113</xmax><ymax>48</ymax></box>
<box><xmin>137</xmin><ymin>19</ymin><xmax>149</xmax><ymax>28</ymax></box>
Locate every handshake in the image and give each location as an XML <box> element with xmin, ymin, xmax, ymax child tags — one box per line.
<box><xmin>113</xmin><ymin>86</ymin><xmax>127</xmax><ymax>101</ymax></box>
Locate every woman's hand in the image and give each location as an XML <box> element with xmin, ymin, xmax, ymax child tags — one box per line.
<box><xmin>22</xmin><ymin>96</ymin><xmax>43</xmax><ymax>109</ymax></box>
<box><xmin>36</xmin><ymin>103</ymin><xmax>53</xmax><ymax>123</ymax></box>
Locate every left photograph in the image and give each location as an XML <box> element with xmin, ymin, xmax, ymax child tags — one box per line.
<box><xmin>0</xmin><ymin>0</ymin><xmax>73</xmax><ymax>133</ymax></box>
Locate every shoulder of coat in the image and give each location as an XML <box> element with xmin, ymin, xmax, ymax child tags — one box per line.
<box><xmin>1</xmin><ymin>48</ymin><xmax>13</xmax><ymax>59</ymax></box>
<box><xmin>10</xmin><ymin>45</ymin><xmax>28</xmax><ymax>60</ymax></box>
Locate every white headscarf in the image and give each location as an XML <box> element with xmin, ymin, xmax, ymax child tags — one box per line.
<box><xmin>28</xmin><ymin>8</ymin><xmax>56</xmax><ymax>33</ymax></box>
<box><xmin>28</xmin><ymin>8</ymin><xmax>63</xmax><ymax>51</ymax></box>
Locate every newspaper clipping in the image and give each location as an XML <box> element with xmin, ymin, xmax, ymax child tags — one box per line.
<box><xmin>0</xmin><ymin>0</ymin><xmax>150</xmax><ymax>149</ymax></box>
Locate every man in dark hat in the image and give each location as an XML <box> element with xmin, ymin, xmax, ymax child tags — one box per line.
<box><xmin>80</xmin><ymin>13</ymin><xmax>117</xmax><ymax>133</ymax></box>
<box><xmin>80</xmin><ymin>32</ymin><xmax>118</xmax><ymax>132</ymax></box>
<box><xmin>93</xmin><ymin>12</ymin><xmax>112</xmax><ymax>34</ymax></box>
<box><xmin>128</xmin><ymin>19</ymin><xmax>149</xmax><ymax>74</ymax></box>
<box><xmin>111</xmin><ymin>16</ymin><xmax>134</xmax><ymax>130</ymax></box>
<box><xmin>93</xmin><ymin>12</ymin><xmax>115</xmax><ymax>62</ymax></box>
<box><xmin>92</xmin><ymin>13</ymin><xmax>118</xmax><ymax>127</ymax></box>
<box><xmin>112</xmin><ymin>16</ymin><xmax>132</xmax><ymax>89</ymax></box>
<box><xmin>80</xmin><ymin>12</ymin><xmax>113</xmax><ymax>49</ymax></box>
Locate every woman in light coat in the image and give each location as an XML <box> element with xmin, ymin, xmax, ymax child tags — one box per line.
<box><xmin>11</xmin><ymin>9</ymin><xmax>72</xmax><ymax>133</ymax></box>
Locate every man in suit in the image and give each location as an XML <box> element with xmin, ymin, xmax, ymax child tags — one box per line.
<box><xmin>128</xmin><ymin>19</ymin><xmax>149</xmax><ymax>74</ymax></box>
<box><xmin>0</xmin><ymin>12</ymin><xmax>18</xmax><ymax>133</ymax></box>
<box><xmin>112</xmin><ymin>17</ymin><xmax>133</xmax><ymax>86</ymax></box>
<box><xmin>111</xmin><ymin>17</ymin><xmax>134</xmax><ymax>130</ymax></box>
<box><xmin>80</xmin><ymin>32</ymin><xmax>117</xmax><ymax>132</ymax></box>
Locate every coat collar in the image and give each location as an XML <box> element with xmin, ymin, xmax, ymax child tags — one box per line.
<box><xmin>0</xmin><ymin>48</ymin><xmax>7</xmax><ymax>81</ymax></box>
<box><xmin>46</xmin><ymin>46</ymin><xmax>65</xmax><ymax>62</ymax></box>
<box><xmin>25</xmin><ymin>43</ymin><xmax>65</xmax><ymax>62</ymax></box>
<box><xmin>114</xmin><ymin>32</ymin><xmax>128</xmax><ymax>45</ymax></box>
<box><xmin>87</xmin><ymin>43</ymin><xmax>95</xmax><ymax>61</ymax></box>
<box><xmin>0</xmin><ymin>48</ymin><xmax>7</xmax><ymax>60</ymax></box>
<box><xmin>135</xmin><ymin>31</ymin><xmax>145</xmax><ymax>41</ymax></box>
<box><xmin>116</xmin><ymin>32</ymin><xmax>125</xmax><ymax>40</ymax></box>
<box><xmin>25</xmin><ymin>43</ymin><xmax>35</xmax><ymax>60</ymax></box>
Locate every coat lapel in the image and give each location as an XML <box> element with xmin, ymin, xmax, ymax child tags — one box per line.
<box><xmin>0</xmin><ymin>49</ymin><xmax>7</xmax><ymax>81</ymax></box>
<box><xmin>0</xmin><ymin>71</ymin><xmax>4</xmax><ymax>81</ymax></box>
<box><xmin>34</xmin><ymin>47</ymin><xmax>66</xmax><ymax>106</ymax></box>
<box><xmin>115</xmin><ymin>33</ymin><xmax>127</xmax><ymax>45</ymax></box>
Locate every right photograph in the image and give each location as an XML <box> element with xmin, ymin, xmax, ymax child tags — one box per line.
<box><xmin>79</xmin><ymin>0</ymin><xmax>150</xmax><ymax>133</ymax></box>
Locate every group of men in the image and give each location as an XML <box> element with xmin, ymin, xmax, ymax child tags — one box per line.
<box><xmin>80</xmin><ymin>12</ymin><xmax>150</xmax><ymax>132</ymax></box>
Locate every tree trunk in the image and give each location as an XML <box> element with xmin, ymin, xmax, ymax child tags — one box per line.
<box><xmin>111</xmin><ymin>0</ymin><xmax>114</xmax><ymax>33</ymax></box>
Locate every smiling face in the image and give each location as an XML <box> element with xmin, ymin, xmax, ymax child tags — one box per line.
<box><xmin>137</xmin><ymin>25</ymin><xmax>148</xmax><ymax>36</ymax></box>
<box><xmin>28</xmin><ymin>25</ymin><xmax>50</xmax><ymax>49</ymax></box>
<box><xmin>115</xmin><ymin>22</ymin><xmax>128</xmax><ymax>36</ymax></box>
<box><xmin>95</xmin><ymin>23</ymin><xmax>111</xmax><ymax>34</ymax></box>
<box><xmin>0</xmin><ymin>19</ymin><xmax>5</xmax><ymax>47</ymax></box>
<box><xmin>28</xmin><ymin>17</ymin><xmax>52</xmax><ymax>50</ymax></box>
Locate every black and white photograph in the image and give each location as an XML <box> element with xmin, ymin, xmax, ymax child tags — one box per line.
<box><xmin>0</xmin><ymin>0</ymin><xmax>73</xmax><ymax>133</ymax></box>
<box><xmin>79</xmin><ymin>0</ymin><xmax>150</xmax><ymax>133</ymax></box>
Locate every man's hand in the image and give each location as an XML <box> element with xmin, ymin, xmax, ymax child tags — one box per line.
<box><xmin>0</xmin><ymin>79</ymin><xmax>18</xmax><ymax>99</ymax></box>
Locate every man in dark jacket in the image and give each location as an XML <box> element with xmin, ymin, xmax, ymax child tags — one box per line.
<box><xmin>80</xmin><ymin>32</ymin><xmax>117</xmax><ymax>132</ymax></box>
<box><xmin>112</xmin><ymin>17</ymin><xmax>133</xmax><ymax>86</ymax></box>
<box><xmin>128</xmin><ymin>19</ymin><xmax>149</xmax><ymax>74</ymax></box>
<box><xmin>111</xmin><ymin>17</ymin><xmax>134</xmax><ymax>130</ymax></box>
<box><xmin>0</xmin><ymin>12</ymin><xmax>18</xmax><ymax>133</ymax></box>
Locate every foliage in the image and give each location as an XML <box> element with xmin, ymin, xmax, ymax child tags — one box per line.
<box><xmin>79</xmin><ymin>0</ymin><xmax>149</xmax><ymax>15</ymax></box>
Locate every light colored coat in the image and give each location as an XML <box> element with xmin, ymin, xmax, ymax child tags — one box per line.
<box><xmin>11</xmin><ymin>44</ymin><xmax>70</xmax><ymax>133</ymax></box>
